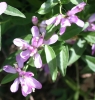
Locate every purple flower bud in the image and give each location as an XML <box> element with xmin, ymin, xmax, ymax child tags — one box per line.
<box><xmin>32</xmin><ymin>16</ymin><xmax>38</xmax><ymax>25</ymax></box>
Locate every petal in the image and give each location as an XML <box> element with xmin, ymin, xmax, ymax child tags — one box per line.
<box><xmin>92</xmin><ymin>44</ymin><xmax>95</xmax><ymax>55</ymax></box>
<box><xmin>13</xmin><ymin>38</ymin><xmax>29</xmax><ymax>49</ymax></box>
<box><xmin>25</xmin><ymin>71</ymin><xmax>34</xmax><ymax>76</ymax></box>
<box><xmin>39</xmin><ymin>21</ymin><xmax>47</xmax><ymax>28</ymax></box>
<box><xmin>61</xmin><ymin>18</ymin><xmax>71</xmax><ymax>27</ymax></box>
<box><xmin>20</xmin><ymin>50</ymin><xmax>31</xmax><ymax>60</ymax></box>
<box><xmin>25</xmin><ymin>76</ymin><xmax>42</xmax><ymax>89</ymax></box>
<box><xmin>45</xmin><ymin>16</ymin><xmax>56</xmax><ymax>25</ymax></box>
<box><xmin>34</xmin><ymin>53</ymin><xmax>42</xmax><ymax>68</ymax></box>
<box><xmin>0</xmin><ymin>2</ymin><xmax>7</xmax><ymax>15</ymax></box>
<box><xmin>16</xmin><ymin>54</ymin><xmax>24</xmax><ymax>68</ymax></box>
<box><xmin>44</xmin><ymin>34</ymin><xmax>58</xmax><ymax>44</ymax></box>
<box><xmin>87</xmin><ymin>24</ymin><xmax>95</xmax><ymax>31</ymax></box>
<box><xmin>10</xmin><ymin>78</ymin><xmax>19</xmax><ymax>92</ymax></box>
<box><xmin>67</xmin><ymin>2</ymin><xmax>86</xmax><ymax>16</ymax></box>
<box><xmin>39</xmin><ymin>27</ymin><xmax>46</xmax><ymax>35</ymax></box>
<box><xmin>88</xmin><ymin>14</ymin><xmax>95</xmax><ymax>23</ymax></box>
<box><xmin>3</xmin><ymin>65</ymin><xmax>16</xmax><ymax>73</ymax></box>
<box><xmin>31</xmin><ymin>26</ymin><xmax>40</xmax><ymax>37</ymax></box>
<box><xmin>59</xmin><ymin>27</ymin><xmax>66</xmax><ymax>35</ymax></box>
<box><xmin>76</xmin><ymin>18</ymin><xmax>84</xmax><ymax>27</ymax></box>
<box><xmin>54</xmin><ymin>15</ymin><xmax>62</xmax><ymax>26</ymax></box>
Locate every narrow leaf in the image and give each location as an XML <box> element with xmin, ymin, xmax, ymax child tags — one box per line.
<box><xmin>4</xmin><ymin>5</ymin><xmax>26</xmax><ymax>18</ymax></box>
<box><xmin>68</xmin><ymin>39</ymin><xmax>87</xmax><ymax>65</ymax></box>
<box><xmin>44</xmin><ymin>45</ymin><xmax>57</xmax><ymax>81</ymax></box>
<box><xmin>57</xmin><ymin>46</ymin><xmax>69</xmax><ymax>76</ymax></box>
<box><xmin>1</xmin><ymin>73</ymin><xmax>18</xmax><ymax>84</ymax></box>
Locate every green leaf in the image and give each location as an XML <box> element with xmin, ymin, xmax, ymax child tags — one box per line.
<box><xmin>61</xmin><ymin>0</ymin><xmax>70</xmax><ymax>4</ymax></box>
<box><xmin>59</xmin><ymin>24</ymin><xmax>82</xmax><ymax>41</ymax></box>
<box><xmin>4</xmin><ymin>5</ymin><xmax>26</xmax><ymax>18</ymax></box>
<box><xmin>82</xmin><ymin>22</ymin><xmax>89</xmax><ymax>31</ymax></box>
<box><xmin>0</xmin><ymin>23</ymin><xmax>1</xmax><ymax>50</ymax></box>
<box><xmin>44</xmin><ymin>45</ymin><xmax>57</xmax><ymax>81</ymax></box>
<box><xmin>82</xmin><ymin>31</ymin><xmax>95</xmax><ymax>44</ymax></box>
<box><xmin>70</xmin><ymin>0</ymin><xmax>83</xmax><ymax>5</ymax></box>
<box><xmin>57</xmin><ymin>46</ymin><xmax>69</xmax><ymax>76</ymax></box>
<box><xmin>1</xmin><ymin>73</ymin><xmax>18</xmax><ymax>84</ymax></box>
<box><xmin>38</xmin><ymin>0</ymin><xmax>58</xmax><ymax>14</ymax></box>
<box><xmin>68</xmin><ymin>39</ymin><xmax>87</xmax><ymax>65</ymax></box>
<box><xmin>82</xmin><ymin>55</ymin><xmax>95</xmax><ymax>72</ymax></box>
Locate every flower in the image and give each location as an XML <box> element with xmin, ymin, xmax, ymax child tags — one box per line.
<box><xmin>85</xmin><ymin>13</ymin><xmax>95</xmax><ymax>31</ymax></box>
<box><xmin>91</xmin><ymin>44</ymin><xmax>95</xmax><ymax>55</ymax></box>
<box><xmin>45</xmin><ymin>2</ymin><xmax>86</xmax><ymax>35</ymax></box>
<box><xmin>3</xmin><ymin>54</ymin><xmax>42</xmax><ymax>97</ymax></box>
<box><xmin>13</xmin><ymin>26</ymin><xmax>58</xmax><ymax>68</ymax></box>
<box><xmin>0</xmin><ymin>2</ymin><xmax>7</xmax><ymax>15</ymax></box>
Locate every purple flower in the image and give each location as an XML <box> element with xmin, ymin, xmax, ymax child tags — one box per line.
<box><xmin>32</xmin><ymin>16</ymin><xmax>38</xmax><ymax>25</ymax></box>
<box><xmin>3</xmin><ymin>55</ymin><xmax>42</xmax><ymax>97</ymax></box>
<box><xmin>45</xmin><ymin>2</ymin><xmax>86</xmax><ymax>35</ymax></box>
<box><xmin>13</xmin><ymin>38</ymin><xmax>42</xmax><ymax>68</ymax></box>
<box><xmin>0</xmin><ymin>2</ymin><xmax>7</xmax><ymax>15</ymax></box>
<box><xmin>91</xmin><ymin>44</ymin><xmax>95</xmax><ymax>55</ymax></box>
<box><xmin>85</xmin><ymin>14</ymin><xmax>95</xmax><ymax>31</ymax></box>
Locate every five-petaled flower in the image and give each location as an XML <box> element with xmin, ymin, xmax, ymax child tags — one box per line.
<box><xmin>3</xmin><ymin>54</ymin><xmax>42</xmax><ymax>97</ymax></box>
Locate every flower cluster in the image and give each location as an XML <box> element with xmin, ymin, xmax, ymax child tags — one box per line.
<box><xmin>3</xmin><ymin>1</ymin><xmax>95</xmax><ymax>97</ymax></box>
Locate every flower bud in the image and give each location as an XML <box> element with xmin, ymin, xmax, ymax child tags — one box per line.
<box><xmin>32</xmin><ymin>16</ymin><xmax>38</xmax><ymax>25</ymax></box>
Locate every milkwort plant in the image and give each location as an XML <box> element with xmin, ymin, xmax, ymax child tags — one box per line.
<box><xmin>1</xmin><ymin>0</ymin><xmax>95</xmax><ymax>100</ymax></box>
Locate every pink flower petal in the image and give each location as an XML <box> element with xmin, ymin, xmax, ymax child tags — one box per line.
<box><xmin>20</xmin><ymin>50</ymin><xmax>31</xmax><ymax>60</ymax></box>
<box><xmin>67</xmin><ymin>2</ymin><xmax>86</xmax><ymax>16</ymax></box>
<box><xmin>25</xmin><ymin>76</ymin><xmax>42</xmax><ymax>89</ymax></box>
<box><xmin>54</xmin><ymin>15</ymin><xmax>62</xmax><ymax>26</ymax></box>
<box><xmin>45</xmin><ymin>16</ymin><xmax>56</xmax><ymax>25</ymax></box>
<box><xmin>10</xmin><ymin>78</ymin><xmax>19</xmax><ymax>92</ymax></box>
<box><xmin>76</xmin><ymin>18</ymin><xmax>84</xmax><ymax>27</ymax></box>
<box><xmin>88</xmin><ymin>13</ymin><xmax>95</xmax><ymax>23</ymax></box>
<box><xmin>0</xmin><ymin>2</ymin><xmax>7</xmax><ymax>15</ymax></box>
<box><xmin>59</xmin><ymin>27</ymin><xmax>66</xmax><ymax>35</ymax></box>
<box><xmin>13</xmin><ymin>38</ymin><xmax>29</xmax><ymax>49</ymax></box>
<box><xmin>44</xmin><ymin>34</ymin><xmax>58</xmax><ymax>44</ymax></box>
<box><xmin>34</xmin><ymin>53</ymin><xmax>42</xmax><ymax>68</ymax></box>
<box><xmin>32</xmin><ymin>16</ymin><xmax>38</xmax><ymax>25</ymax></box>
<box><xmin>31</xmin><ymin>26</ymin><xmax>40</xmax><ymax>37</ymax></box>
<box><xmin>3</xmin><ymin>65</ymin><xmax>16</xmax><ymax>73</ymax></box>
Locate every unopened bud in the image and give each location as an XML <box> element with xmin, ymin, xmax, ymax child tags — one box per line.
<box><xmin>32</xmin><ymin>16</ymin><xmax>38</xmax><ymax>25</ymax></box>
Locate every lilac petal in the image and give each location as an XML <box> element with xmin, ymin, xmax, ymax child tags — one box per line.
<box><xmin>75</xmin><ymin>18</ymin><xmax>84</xmax><ymax>27</ymax></box>
<box><xmin>16</xmin><ymin>54</ymin><xmax>24</xmax><ymax>68</ymax></box>
<box><xmin>59</xmin><ymin>27</ymin><xmax>66</xmax><ymax>35</ymax></box>
<box><xmin>45</xmin><ymin>16</ymin><xmax>56</xmax><ymax>25</ymax></box>
<box><xmin>61</xmin><ymin>18</ymin><xmax>71</xmax><ymax>27</ymax></box>
<box><xmin>39</xmin><ymin>21</ymin><xmax>47</xmax><ymax>28</ymax></box>
<box><xmin>0</xmin><ymin>2</ymin><xmax>7</xmax><ymax>15</ymax></box>
<box><xmin>43</xmin><ymin>64</ymin><xmax>50</xmax><ymax>74</ymax></box>
<box><xmin>13</xmin><ymin>38</ymin><xmax>29</xmax><ymax>49</ymax></box>
<box><xmin>3</xmin><ymin>65</ymin><xmax>16</xmax><ymax>73</ymax></box>
<box><xmin>67</xmin><ymin>2</ymin><xmax>86</xmax><ymax>16</ymax></box>
<box><xmin>92</xmin><ymin>44</ymin><xmax>95</xmax><ymax>55</ymax></box>
<box><xmin>88</xmin><ymin>14</ymin><xmax>95</xmax><ymax>23</ymax></box>
<box><xmin>87</xmin><ymin>24</ymin><xmax>95</xmax><ymax>31</ymax></box>
<box><xmin>39</xmin><ymin>27</ymin><xmax>46</xmax><ymax>35</ymax></box>
<box><xmin>25</xmin><ymin>71</ymin><xmax>34</xmax><ymax>76</ymax></box>
<box><xmin>44</xmin><ymin>34</ymin><xmax>58</xmax><ymax>44</ymax></box>
<box><xmin>54</xmin><ymin>15</ymin><xmax>62</xmax><ymax>26</ymax></box>
<box><xmin>69</xmin><ymin>15</ymin><xmax>84</xmax><ymax>27</ymax></box>
<box><xmin>34</xmin><ymin>53</ymin><xmax>42</xmax><ymax>68</ymax></box>
<box><xmin>10</xmin><ymin>78</ymin><xmax>19</xmax><ymax>92</ymax></box>
<box><xmin>31</xmin><ymin>26</ymin><xmax>40</xmax><ymax>37</ymax></box>
<box><xmin>20</xmin><ymin>50</ymin><xmax>31</xmax><ymax>60</ymax></box>
<box><xmin>25</xmin><ymin>76</ymin><xmax>42</xmax><ymax>89</ymax></box>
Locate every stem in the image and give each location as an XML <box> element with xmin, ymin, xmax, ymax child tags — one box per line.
<box><xmin>58</xmin><ymin>0</ymin><xmax>62</xmax><ymax>14</ymax></box>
